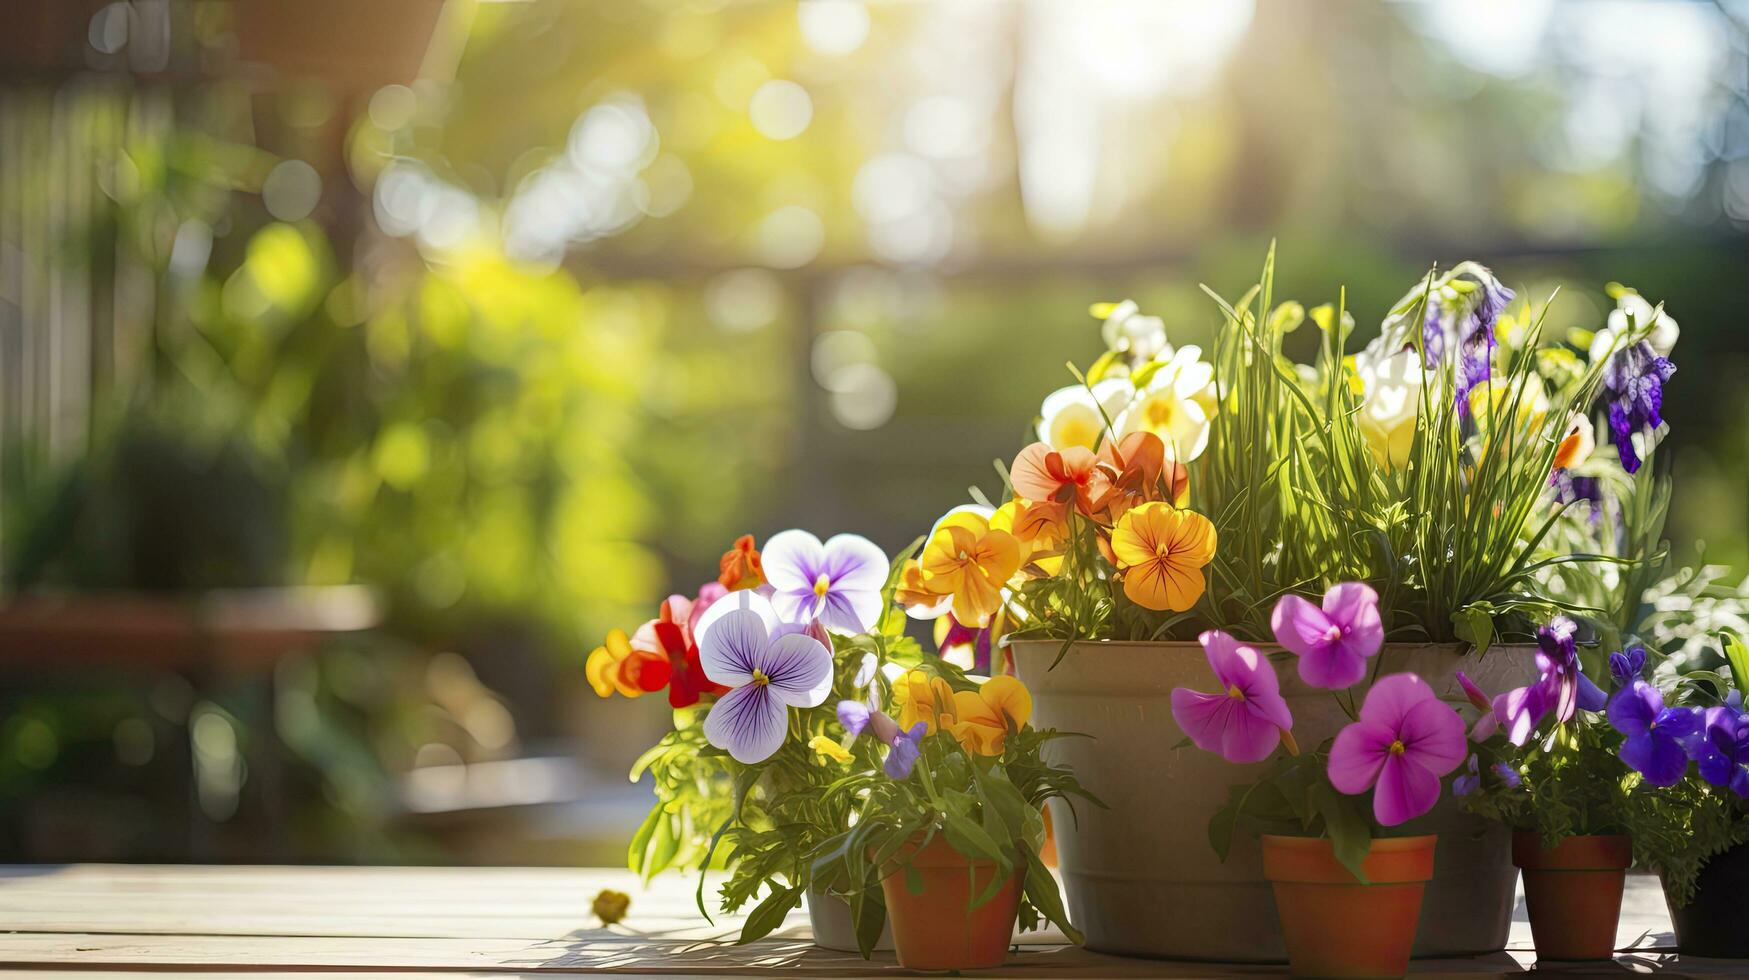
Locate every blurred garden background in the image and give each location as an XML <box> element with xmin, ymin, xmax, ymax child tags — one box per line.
<box><xmin>1</xmin><ymin>0</ymin><xmax>1746</xmax><ymax>865</ymax></box>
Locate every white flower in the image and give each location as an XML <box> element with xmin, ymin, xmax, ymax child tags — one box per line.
<box><xmin>1554</xmin><ymin>412</ymin><xmax>1594</xmax><ymax>471</ymax></box>
<box><xmin>1036</xmin><ymin>378</ymin><xmax>1134</xmax><ymax>451</ymax></box>
<box><xmin>1118</xmin><ymin>346</ymin><xmax>1215</xmax><ymax>461</ymax></box>
<box><xmin>1355</xmin><ymin>344</ymin><xmax>1423</xmax><ymax>470</ymax></box>
<box><xmin>1590</xmin><ymin>291</ymin><xmax>1678</xmax><ymax>362</ymax></box>
<box><xmin>1100</xmin><ymin>299</ymin><xmax>1169</xmax><ymax>364</ymax></box>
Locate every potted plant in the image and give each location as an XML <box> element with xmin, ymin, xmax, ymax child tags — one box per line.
<box><xmin>1456</xmin><ymin>617</ymin><xmax>1632</xmax><ymax>962</ymax></box>
<box><xmin>1614</xmin><ymin>630</ymin><xmax>1749</xmax><ymax>958</ymax></box>
<box><xmin>809</xmin><ymin>662</ymin><xmax>1091</xmax><ymax>970</ymax></box>
<box><xmin>892</xmin><ymin>253</ymin><xmax>1658</xmax><ymax>959</ymax></box>
<box><xmin>1165</xmin><ymin>588</ymin><xmax>1470</xmax><ymax>978</ymax></box>
<box><xmin>596</xmin><ymin>530</ymin><xmax>929</xmax><ymax>951</ymax></box>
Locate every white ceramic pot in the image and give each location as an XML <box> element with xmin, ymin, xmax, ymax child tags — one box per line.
<box><xmin>1010</xmin><ymin>640</ymin><xmax>1536</xmax><ymax>962</ymax></box>
<box><xmin>805</xmin><ymin>883</ymin><xmax>894</xmax><ymax>952</ymax></box>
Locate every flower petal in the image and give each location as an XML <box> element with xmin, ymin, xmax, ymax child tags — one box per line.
<box><xmin>698</xmin><ymin>607</ymin><xmax>768</xmax><ymax>686</ymax></box>
<box><xmin>1299</xmin><ymin>644</ymin><xmax>1368</xmax><ymax>690</ymax></box>
<box><xmin>703</xmin><ymin>683</ymin><xmax>788</xmax><ymax>764</ymax></box>
<box><xmin>1397</xmin><ymin>697</ymin><xmax>1468</xmax><ymax>777</ymax></box>
<box><xmin>836</xmin><ymin>700</ymin><xmax>871</xmax><ymax>737</ymax></box>
<box><xmin>693</xmin><ymin>590</ymin><xmax>779</xmax><ymax>658</ymax></box>
<box><xmin>1328</xmin><ymin>720</ymin><xmax>1392</xmax><ymax>795</ymax></box>
<box><xmin>1373</xmin><ymin>753</ymin><xmax>1441</xmax><ymax>826</ymax></box>
<box><xmin>1170</xmin><ymin>689</ymin><xmax>1240</xmax><ymax>755</ymax></box>
<box><xmin>1270</xmin><ymin>593</ymin><xmax>1333</xmax><ymax>658</ymax></box>
<box><xmin>758</xmin><ymin>632</ymin><xmax>834</xmax><ymax>708</ymax></box>
<box><xmin>1357</xmin><ymin>673</ymin><xmax>1438</xmax><ymax>730</ymax></box>
<box><xmin>1324</xmin><ymin>582</ymin><xmax>1384</xmax><ymax>661</ymax></box>
<box><xmin>821</xmin><ymin>533</ymin><xmax>889</xmax><ymax>594</ymax></box>
<box><xmin>759</xmin><ymin>529</ymin><xmax>827</xmax><ymax>595</ymax></box>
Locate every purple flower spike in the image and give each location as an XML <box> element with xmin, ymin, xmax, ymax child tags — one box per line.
<box><xmin>1609</xmin><ymin>647</ymin><xmax>1648</xmax><ymax>685</ymax></box>
<box><xmin>1607</xmin><ymin>680</ymin><xmax>1699</xmax><ymax>787</ymax></box>
<box><xmin>1170</xmin><ymin>631</ymin><xmax>1295</xmax><ymax>764</ymax></box>
<box><xmin>700</xmin><ymin>606</ymin><xmax>834</xmax><ymax>764</ymax></box>
<box><xmin>1602</xmin><ymin>341</ymin><xmax>1676</xmax><ymax>474</ymax></box>
<box><xmin>1420</xmin><ymin>266</ymin><xmax>1513</xmax><ymax>416</ymax></box>
<box><xmin>1270</xmin><ymin>583</ymin><xmax>1385</xmax><ymax>690</ymax></box>
<box><xmin>1328</xmin><ymin>673</ymin><xmax>1468</xmax><ymax>826</ymax></box>
<box><xmin>760</xmin><ymin>530</ymin><xmax>889</xmax><ymax>634</ymax></box>
<box><xmin>1492</xmin><ymin>762</ymin><xmax>1523</xmax><ymax>789</ymax></box>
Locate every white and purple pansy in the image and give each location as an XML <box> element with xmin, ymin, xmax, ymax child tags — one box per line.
<box><xmin>760</xmin><ymin>530</ymin><xmax>889</xmax><ymax>634</ymax></box>
<box><xmin>699</xmin><ymin>594</ymin><xmax>834</xmax><ymax>764</ymax></box>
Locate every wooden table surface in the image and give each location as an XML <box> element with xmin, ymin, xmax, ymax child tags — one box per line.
<box><xmin>0</xmin><ymin>864</ymin><xmax>1734</xmax><ymax>977</ymax></box>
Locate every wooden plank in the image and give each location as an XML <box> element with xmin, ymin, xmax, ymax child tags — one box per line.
<box><xmin>0</xmin><ymin>864</ymin><xmax>1697</xmax><ymax>976</ymax></box>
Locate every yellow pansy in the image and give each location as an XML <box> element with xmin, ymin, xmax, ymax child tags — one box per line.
<box><xmin>808</xmin><ymin>735</ymin><xmax>853</xmax><ymax>765</ymax></box>
<box><xmin>949</xmin><ymin>675</ymin><xmax>1034</xmax><ymax>756</ymax></box>
<box><xmin>1109</xmin><ymin>501</ymin><xmax>1217</xmax><ymax>612</ymax></box>
<box><xmin>991</xmin><ymin>498</ymin><xmax>1068</xmax><ymax>575</ymax></box>
<box><xmin>893</xmin><ymin>670</ymin><xmax>957</xmax><ymax>735</ymax></box>
<box><xmin>918</xmin><ymin>510</ymin><xmax>1022</xmax><ymax>628</ymax></box>
<box><xmin>585</xmin><ymin>629</ymin><xmax>642</xmax><ymax>698</ymax></box>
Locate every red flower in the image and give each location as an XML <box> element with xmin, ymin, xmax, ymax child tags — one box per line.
<box><xmin>718</xmin><ymin>535</ymin><xmax>765</xmax><ymax>591</ymax></box>
<box><xmin>630</xmin><ymin>593</ymin><xmax>731</xmax><ymax>708</ymax></box>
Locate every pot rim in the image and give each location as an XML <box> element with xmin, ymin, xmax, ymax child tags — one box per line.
<box><xmin>1512</xmin><ymin>831</ymin><xmax>1634</xmax><ymax>871</ymax></box>
<box><xmin>1260</xmin><ymin>833</ymin><xmax>1440</xmax><ymax>885</ymax></box>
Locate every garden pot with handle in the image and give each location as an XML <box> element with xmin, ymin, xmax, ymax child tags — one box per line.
<box><xmin>1512</xmin><ymin>832</ymin><xmax>1631</xmax><ymax>961</ymax></box>
<box><xmin>1262</xmin><ymin>834</ymin><xmax>1437</xmax><ymax>979</ymax></box>
<box><xmin>1011</xmin><ymin>639</ymin><xmax>1535</xmax><ymax>961</ymax></box>
<box><xmin>874</xmin><ymin>834</ymin><xmax>1023</xmax><ymax>971</ymax></box>
<box><xmin>1664</xmin><ymin>840</ymin><xmax>1749</xmax><ymax>958</ymax></box>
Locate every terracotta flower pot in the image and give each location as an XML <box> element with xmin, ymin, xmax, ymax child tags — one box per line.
<box><xmin>875</xmin><ymin>834</ymin><xmax>1023</xmax><ymax>971</ymax></box>
<box><xmin>1512</xmin><ymin>832</ymin><xmax>1631</xmax><ymax>961</ymax></box>
<box><xmin>1664</xmin><ymin>840</ymin><xmax>1749</xmax><ymax>958</ymax></box>
<box><xmin>1261</xmin><ymin>834</ymin><xmax>1437</xmax><ymax>979</ymax></box>
<box><xmin>1011</xmin><ymin>639</ymin><xmax>1535</xmax><ymax>960</ymax></box>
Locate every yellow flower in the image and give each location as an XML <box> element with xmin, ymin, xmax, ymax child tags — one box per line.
<box><xmin>591</xmin><ymin>888</ymin><xmax>631</xmax><ymax>925</ymax></box>
<box><xmin>585</xmin><ymin>629</ymin><xmax>643</xmax><ymax>698</ymax></box>
<box><xmin>1109</xmin><ymin>501</ymin><xmax>1217</xmax><ymax>612</ymax></box>
<box><xmin>893</xmin><ymin>670</ymin><xmax>957</xmax><ymax>735</ymax></box>
<box><xmin>808</xmin><ymin>735</ymin><xmax>853</xmax><ymax>764</ymax></box>
<box><xmin>949</xmin><ymin>675</ymin><xmax>1033</xmax><ymax>756</ymax></box>
<box><xmin>918</xmin><ymin>510</ymin><xmax>1022</xmax><ymax>628</ymax></box>
<box><xmin>991</xmin><ymin>498</ymin><xmax>1068</xmax><ymax>574</ymax></box>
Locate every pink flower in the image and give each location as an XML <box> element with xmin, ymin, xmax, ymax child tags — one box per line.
<box><xmin>1170</xmin><ymin>631</ymin><xmax>1296</xmax><ymax>764</ymax></box>
<box><xmin>1270</xmin><ymin>583</ymin><xmax>1385</xmax><ymax>689</ymax></box>
<box><xmin>1455</xmin><ymin>670</ymin><xmax>1499</xmax><ymax>741</ymax></box>
<box><xmin>1328</xmin><ymin>673</ymin><xmax>1467</xmax><ymax>826</ymax></box>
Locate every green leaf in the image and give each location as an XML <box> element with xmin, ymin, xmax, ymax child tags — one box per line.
<box><xmin>1722</xmin><ymin>630</ymin><xmax>1749</xmax><ymax>697</ymax></box>
<box><xmin>852</xmin><ymin>885</ymin><xmax>886</xmax><ymax>959</ymax></box>
<box><xmin>737</xmin><ymin>884</ymin><xmax>801</xmax><ymax>945</ymax></box>
<box><xmin>942</xmin><ymin>812</ymin><xmax>1006</xmax><ymax>865</ymax></box>
<box><xmin>1310</xmin><ymin>783</ymin><xmax>1372</xmax><ymax>884</ymax></box>
<box><xmin>1024</xmin><ymin>854</ymin><xmax>1083</xmax><ymax>944</ymax></box>
<box><xmin>1452</xmin><ymin>604</ymin><xmax>1496</xmax><ymax>655</ymax></box>
<box><xmin>627</xmin><ymin>804</ymin><xmax>662</xmax><ymax>876</ymax></box>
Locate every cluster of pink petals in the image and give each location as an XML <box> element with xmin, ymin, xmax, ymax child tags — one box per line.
<box><xmin>1170</xmin><ymin>631</ymin><xmax>1294</xmax><ymax>764</ymax></box>
<box><xmin>1329</xmin><ymin>674</ymin><xmax>1468</xmax><ymax>825</ymax></box>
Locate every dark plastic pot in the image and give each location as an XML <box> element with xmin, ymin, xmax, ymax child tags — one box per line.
<box><xmin>1261</xmin><ymin>834</ymin><xmax>1437</xmax><ymax>979</ymax></box>
<box><xmin>875</xmin><ymin>835</ymin><xmax>1023</xmax><ymax>971</ymax></box>
<box><xmin>1512</xmin><ymin>832</ymin><xmax>1631</xmax><ymax>961</ymax></box>
<box><xmin>1665</xmin><ymin>841</ymin><xmax>1749</xmax><ymax>958</ymax></box>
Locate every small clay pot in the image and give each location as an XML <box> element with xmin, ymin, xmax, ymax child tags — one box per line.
<box><xmin>1512</xmin><ymin>832</ymin><xmax>1631</xmax><ymax>961</ymax></box>
<box><xmin>875</xmin><ymin>834</ymin><xmax>1023</xmax><ymax>971</ymax></box>
<box><xmin>1261</xmin><ymin>834</ymin><xmax>1437</xmax><ymax>978</ymax></box>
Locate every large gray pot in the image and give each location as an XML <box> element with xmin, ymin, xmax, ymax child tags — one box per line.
<box><xmin>1011</xmin><ymin>640</ymin><xmax>1537</xmax><ymax>962</ymax></box>
<box><xmin>806</xmin><ymin>883</ymin><xmax>894</xmax><ymax>952</ymax></box>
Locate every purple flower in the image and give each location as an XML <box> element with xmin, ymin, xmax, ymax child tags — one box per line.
<box><xmin>836</xmin><ymin>700</ymin><xmax>927</xmax><ymax>779</ymax></box>
<box><xmin>1601</xmin><ymin>341</ymin><xmax>1676</xmax><ymax>474</ymax></box>
<box><xmin>1609</xmin><ymin>647</ymin><xmax>1648</xmax><ymax>685</ymax></box>
<box><xmin>1688</xmin><ymin>707</ymin><xmax>1749</xmax><ymax>798</ymax></box>
<box><xmin>1453</xmin><ymin>755</ymin><xmax>1481</xmax><ymax>797</ymax></box>
<box><xmin>1270</xmin><ymin>583</ymin><xmax>1385</xmax><ymax>689</ymax></box>
<box><xmin>1607</xmin><ymin>680</ymin><xmax>1700</xmax><ymax>787</ymax></box>
<box><xmin>1493</xmin><ymin>617</ymin><xmax>1604</xmax><ymax>745</ymax></box>
<box><xmin>1492</xmin><ymin>762</ymin><xmax>1522</xmax><ymax>789</ymax></box>
<box><xmin>1170</xmin><ymin>630</ymin><xmax>1295</xmax><ymax>764</ymax></box>
<box><xmin>1328</xmin><ymin>673</ymin><xmax>1468</xmax><ymax>826</ymax></box>
<box><xmin>700</xmin><ymin>604</ymin><xmax>834</xmax><ymax>764</ymax></box>
<box><xmin>760</xmin><ymin>530</ymin><xmax>889</xmax><ymax>634</ymax></box>
<box><xmin>1421</xmin><ymin>266</ymin><xmax>1513</xmax><ymax>416</ymax></box>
